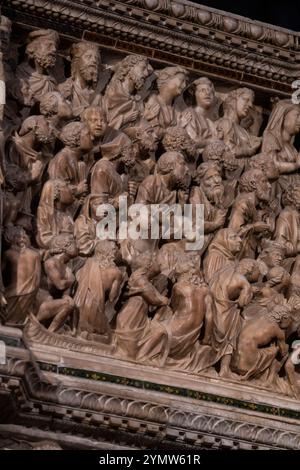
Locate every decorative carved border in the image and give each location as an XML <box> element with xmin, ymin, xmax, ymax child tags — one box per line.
<box><xmin>37</xmin><ymin>361</ymin><xmax>300</xmax><ymax>421</ymax></box>
<box><xmin>20</xmin><ymin>316</ymin><xmax>300</xmax><ymax>416</ymax></box>
<box><xmin>1</xmin><ymin>356</ymin><xmax>300</xmax><ymax>450</ymax></box>
<box><xmin>2</xmin><ymin>0</ymin><xmax>300</xmax><ymax>94</ymax></box>
<box><xmin>116</xmin><ymin>0</ymin><xmax>298</xmax><ymax>48</ymax></box>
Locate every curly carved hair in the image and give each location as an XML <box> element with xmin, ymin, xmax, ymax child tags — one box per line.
<box><xmin>70</xmin><ymin>41</ymin><xmax>101</xmax><ymax>80</ymax></box>
<box><xmin>40</xmin><ymin>92</ymin><xmax>61</xmax><ymax>117</ymax></box>
<box><xmin>59</xmin><ymin>122</ymin><xmax>85</xmax><ymax>147</ymax></box>
<box><xmin>113</xmin><ymin>55</ymin><xmax>151</xmax><ymax>81</ymax></box>
<box><xmin>237</xmin><ymin>258</ymin><xmax>268</xmax><ymax>277</ymax></box>
<box><xmin>266</xmin><ymin>303</ymin><xmax>291</xmax><ymax>324</ymax></box>
<box><xmin>163</xmin><ymin>126</ymin><xmax>198</xmax><ymax>159</ymax></box>
<box><xmin>26</xmin><ymin>29</ymin><xmax>59</xmax><ymax>57</ymax></box>
<box><xmin>156</xmin><ymin>151</ymin><xmax>185</xmax><ymax>175</ymax></box>
<box><xmin>49</xmin><ymin>233</ymin><xmax>76</xmax><ymax>255</ymax></box>
<box><xmin>193</xmin><ymin>161</ymin><xmax>221</xmax><ymax>184</ymax></box>
<box><xmin>239</xmin><ymin>169</ymin><xmax>265</xmax><ymax>193</ymax></box>
<box><xmin>282</xmin><ymin>184</ymin><xmax>300</xmax><ymax>208</ymax></box>
<box><xmin>202</xmin><ymin>140</ymin><xmax>227</xmax><ymax>162</ymax></box>
<box><xmin>248</xmin><ymin>153</ymin><xmax>280</xmax><ymax>180</ymax></box>
<box><xmin>258</xmin><ymin>240</ymin><xmax>285</xmax><ymax>260</ymax></box>
<box><xmin>94</xmin><ymin>240</ymin><xmax>117</xmax><ymax>267</ymax></box>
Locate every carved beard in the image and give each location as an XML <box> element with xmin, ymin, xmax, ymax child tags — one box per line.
<box><xmin>140</xmin><ymin>137</ymin><xmax>157</xmax><ymax>155</ymax></box>
<box><xmin>256</xmin><ymin>186</ymin><xmax>270</xmax><ymax>203</ymax></box>
<box><xmin>80</xmin><ymin>64</ymin><xmax>98</xmax><ymax>85</ymax></box>
<box><xmin>34</xmin><ymin>51</ymin><xmax>56</xmax><ymax>71</ymax></box>
<box><xmin>173</xmin><ymin>173</ymin><xmax>191</xmax><ymax>191</ymax></box>
<box><xmin>135</xmin><ymin>78</ymin><xmax>145</xmax><ymax>91</ymax></box>
<box><xmin>205</xmin><ymin>185</ymin><xmax>224</xmax><ymax>204</ymax></box>
<box><xmin>129</xmin><ymin>70</ymin><xmax>145</xmax><ymax>91</ymax></box>
<box><xmin>35</xmin><ymin>126</ymin><xmax>55</xmax><ymax>144</ymax></box>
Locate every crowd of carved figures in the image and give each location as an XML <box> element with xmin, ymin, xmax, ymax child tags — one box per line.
<box><xmin>1</xmin><ymin>20</ymin><xmax>300</xmax><ymax>398</ymax></box>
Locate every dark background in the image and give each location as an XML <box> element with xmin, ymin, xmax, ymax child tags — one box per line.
<box><xmin>190</xmin><ymin>1</ymin><xmax>299</xmax><ymax>31</ymax></box>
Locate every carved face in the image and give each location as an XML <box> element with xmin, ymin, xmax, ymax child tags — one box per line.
<box><xmin>265</xmin><ymin>249</ymin><xmax>283</xmax><ymax>268</ymax></box>
<box><xmin>79</xmin><ymin>125</ymin><xmax>93</xmax><ymax>152</ymax></box>
<box><xmin>56</xmin><ymin>94</ymin><xmax>72</xmax><ymax>120</ymax></box>
<box><xmin>195</xmin><ymin>83</ymin><xmax>214</xmax><ymax>109</ymax></box>
<box><xmin>90</xmin><ymin>198</ymin><xmax>105</xmax><ymax>222</ymax></box>
<box><xmin>201</xmin><ymin>168</ymin><xmax>224</xmax><ymax>202</ymax></box>
<box><xmin>0</xmin><ymin>21</ymin><xmax>11</xmax><ymax>51</ymax></box>
<box><xmin>227</xmin><ymin>231</ymin><xmax>242</xmax><ymax>254</ymax></box>
<box><xmin>283</xmin><ymin>108</ymin><xmax>300</xmax><ymax>136</ymax></box>
<box><xmin>264</xmin><ymin>159</ymin><xmax>279</xmax><ymax>181</ymax></box>
<box><xmin>64</xmin><ymin>239</ymin><xmax>78</xmax><ymax>258</ymax></box>
<box><xmin>244</xmin><ymin>263</ymin><xmax>261</xmax><ymax>283</ymax></box>
<box><xmin>162</xmin><ymin>72</ymin><xmax>187</xmax><ymax>100</ymax></box>
<box><xmin>79</xmin><ymin>48</ymin><xmax>100</xmax><ymax>84</ymax></box>
<box><xmin>171</xmin><ymin>158</ymin><xmax>191</xmax><ymax>190</ymax></box>
<box><xmin>85</xmin><ymin>109</ymin><xmax>107</xmax><ymax>139</ymax></box>
<box><xmin>140</xmin><ymin>127</ymin><xmax>159</xmax><ymax>153</ymax></box>
<box><xmin>33</xmin><ymin>38</ymin><xmax>57</xmax><ymax>70</ymax></box>
<box><xmin>129</xmin><ymin>61</ymin><xmax>151</xmax><ymax>91</ymax></box>
<box><xmin>121</xmin><ymin>146</ymin><xmax>136</xmax><ymax>168</ymax></box>
<box><xmin>256</xmin><ymin>175</ymin><xmax>271</xmax><ymax>202</ymax></box>
<box><xmin>35</xmin><ymin>118</ymin><xmax>55</xmax><ymax>144</ymax></box>
<box><xmin>14</xmin><ymin>230</ymin><xmax>30</xmax><ymax>249</ymax></box>
<box><xmin>280</xmin><ymin>315</ymin><xmax>291</xmax><ymax>329</ymax></box>
<box><xmin>236</xmin><ymin>92</ymin><xmax>253</xmax><ymax>119</ymax></box>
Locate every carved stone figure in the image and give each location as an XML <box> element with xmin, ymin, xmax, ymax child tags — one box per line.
<box><xmin>232</xmin><ymin>304</ymin><xmax>291</xmax><ymax>382</ymax></box>
<box><xmin>203</xmin><ymin>228</ymin><xmax>242</xmax><ymax>283</ymax></box>
<box><xmin>90</xmin><ymin>149</ymin><xmax>132</xmax><ymax>210</ymax></box>
<box><xmin>202</xmin><ymin>140</ymin><xmax>239</xmax><ymax>178</ymax></box>
<box><xmin>209</xmin><ymin>258</ymin><xmax>263</xmax><ymax>378</ymax></box>
<box><xmin>59</xmin><ymin>41</ymin><xmax>103</xmax><ymax>116</ymax></box>
<box><xmin>160</xmin><ymin>254</ymin><xmax>210</xmax><ymax>366</ymax></box>
<box><xmin>217</xmin><ymin>88</ymin><xmax>261</xmax><ymax>176</ymax></box>
<box><xmin>190</xmin><ymin>162</ymin><xmax>232</xmax><ymax>253</ymax></box>
<box><xmin>73</xmin><ymin>194</ymin><xmax>101</xmax><ymax>258</ymax></box>
<box><xmin>74</xmin><ymin>240</ymin><xmax>124</xmax><ymax>340</ymax></box>
<box><xmin>275</xmin><ymin>184</ymin><xmax>300</xmax><ymax>257</ymax></box>
<box><xmin>229</xmin><ymin>169</ymin><xmax>271</xmax><ymax>259</ymax></box>
<box><xmin>162</xmin><ymin>125</ymin><xmax>198</xmax><ymax>169</ymax></box>
<box><xmin>12</xmin><ymin>114</ymin><xmax>56</xmax><ymax>208</ymax></box>
<box><xmin>48</xmin><ymin>121</ymin><xmax>91</xmax><ymax>216</ymax></box>
<box><xmin>36</xmin><ymin>179</ymin><xmax>75</xmax><ymax>249</ymax></box>
<box><xmin>104</xmin><ymin>55</ymin><xmax>153</xmax><ymax>130</ymax></box>
<box><xmin>144</xmin><ymin>66</ymin><xmax>188</xmax><ymax>139</ymax></box>
<box><xmin>262</xmin><ymin>100</ymin><xmax>300</xmax><ymax>189</ymax></box>
<box><xmin>39</xmin><ymin>91</ymin><xmax>73</xmax><ymax>132</ymax></box>
<box><xmin>3</xmin><ymin>164</ymin><xmax>29</xmax><ymax>227</ymax></box>
<box><xmin>180</xmin><ymin>77</ymin><xmax>218</xmax><ymax>150</ymax></box>
<box><xmin>123</xmin><ymin>121</ymin><xmax>159</xmax><ymax>198</ymax></box>
<box><xmin>115</xmin><ymin>251</ymin><xmax>169</xmax><ymax>361</ymax></box>
<box><xmin>2</xmin><ymin>226</ymin><xmax>41</xmax><ymax>324</ymax></box>
<box><xmin>274</xmin><ymin>184</ymin><xmax>300</xmax><ymax>297</ymax></box>
<box><xmin>37</xmin><ymin>233</ymin><xmax>77</xmax><ymax>333</ymax></box>
<box><xmin>136</xmin><ymin>151</ymin><xmax>190</xmax><ymax>205</ymax></box>
<box><xmin>14</xmin><ymin>29</ymin><xmax>59</xmax><ymax>107</ymax></box>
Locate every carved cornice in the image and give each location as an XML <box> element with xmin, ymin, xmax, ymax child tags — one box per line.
<box><xmin>2</xmin><ymin>358</ymin><xmax>300</xmax><ymax>450</ymax></box>
<box><xmin>2</xmin><ymin>0</ymin><xmax>300</xmax><ymax>95</ymax></box>
<box><xmin>116</xmin><ymin>0</ymin><xmax>299</xmax><ymax>47</ymax></box>
<box><xmin>1</xmin><ymin>338</ymin><xmax>300</xmax><ymax>451</ymax></box>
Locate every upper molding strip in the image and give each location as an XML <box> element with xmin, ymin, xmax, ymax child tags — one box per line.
<box><xmin>2</xmin><ymin>1</ymin><xmax>300</xmax><ymax>96</ymax></box>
